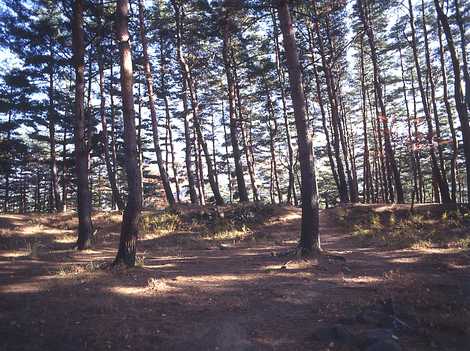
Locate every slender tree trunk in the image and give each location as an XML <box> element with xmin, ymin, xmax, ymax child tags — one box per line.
<box><xmin>222</xmin><ymin>21</ymin><xmax>248</xmax><ymax>202</ymax></box>
<box><xmin>172</xmin><ymin>1</ymin><xmax>198</xmax><ymax>204</ymax></box>
<box><xmin>232</xmin><ymin>53</ymin><xmax>259</xmax><ymax>202</ymax></box>
<box><xmin>72</xmin><ymin>0</ymin><xmax>93</xmax><ymax>250</ymax></box>
<box><xmin>421</xmin><ymin>0</ymin><xmax>449</xmax><ymax>190</ymax></box>
<box><xmin>265</xmin><ymin>79</ymin><xmax>282</xmax><ymax>203</ymax></box>
<box><xmin>454</xmin><ymin>0</ymin><xmax>470</xmax><ymax>112</ymax></box>
<box><xmin>186</xmin><ymin>66</ymin><xmax>224</xmax><ymax>205</ymax></box>
<box><xmin>114</xmin><ymin>0</ymin><xmax>142</xmax><ymax>267</ymax></box>
<box><xmin>211</xmin><ymin>114</ymin><xmax>219</xmax><ymax>190</ymax></box>
<box><xmin>434</xmin><ymin>0</ymin><xmax>470</xmax><ymax>204</ymax></box>
<box><xmin>222</xmin><ymin>100</ymin><xmax>233</xmax><ymax>203</ymax></box>
<box><xmin>62</xmin><ymin>122</ymin><xmax>68</xmax><ymax>212</ymax></box>
<box><xmin>438</xmin><ymin>22</ymin><xmax>458</xmax><ymax>201</ymax></box>
<box><xmin>272</xmin><ymin>9</ymin><xmax>296</xmax><ymax>205</ymax></box>
<box><xmin>48</xmin><ymin>49</ymin><xmax>63</xmax><ymax>212</ymax></box>
<box><xmin>138</xmin><ymin>0</ymin><xmax>175</xmax><ymax>207</ymax></box>
<box><xmin>410</xmin><ymin>69</ymin><xmax>424</xmax><ymax>203</ymax></box>
<box><xmin>408</xmin><ymin>0</ymin><xmax>451</xmax><ymax>203</ymax></box>
<box><xmin>360</xmin><ymin>36</ymin><xmax>372</xmax><ymax>203</ymax></box>
<box><xmin>310</xmin><ymin>7</ymin><xmax>349</xmax><ymax>203</ymax></box>
<box><xmin>98</xmin><ymin>3</ymin><xmax>124</xmax><ymax>211</ymax></box>
<box><xmin>398</xmin><ymin>39</ymin><xmax>419</xmax><ymax>203</ymax></box>
<box><xmin>194</xmin><ymin>130</ymin><xmax>205</xmax><ymax>205</ymax></box>
<box><xmin>158</xmin><ymin>36</ymin><xmax>181</xmax><ymax>203</ymax></box>
<box><xmin>358</xmin><ymin>0</ymin><xmax>404</xmax><ymax>203</ymax></box>
<box><xmin>312</xmin><ymin>59</ymin><xmax>340</xmax><ymax>194</ymax></box>
<box><xmin>109</xmin><ymin>62</ymin><xmax>121</xmax><ymax>210</ymax></box>
<box><xmin>136</xmin><ymin>80</ymin><xmax>144</xmax><ymax>205</ymax></box>
<box><xmin>277</xmin><ymin>0</ymin><xmax>320</xmax><ymax>253</ymax></box>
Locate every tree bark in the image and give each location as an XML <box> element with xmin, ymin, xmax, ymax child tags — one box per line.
<box><xmin>222</xmin><ymin>20</ymin><xmax>248</xmax><ymax>202</ymax></box>
<box><xmin>272</xmin><ymin>8</ymin><xmax>296</xmax><ymax>205</ymax></box>
<box><xmin>434</xmin><ymin>0</ymin><xmax>470</xmax><ymax>204</ymax></box>
<box><xmin>277</xmin><ymin>0</ymin><xmax>320</xmax><ymax>253</ymax></box>
<box><xmin>48</xmin><ymin>47</ymin><xmax>63</xmax><ymax>212</ymax></box>
<box><xmin>310</xmin><ymin>4</ymin><xmax>349</xmax><ymax>203</ymax></box>
<box><xmin>114</xmin><ymin>0</ymin><xmax>142</xmax><ymax>267</ymax></box>
<box><xmin>138</xmin><ymin>0</ymin><xmax>175</xmax><ymax>207</ymax></box>
<box><xmin>408</xmin><ymin>0</ymin><xmax>451</xmax><ymax>203</ymax></box>
<box><xmin>98</xmin><ymin>1</ymin><xmax>124</xmax><ymax>211</ymax></box>
<box><xmin>172</xmin><ymin>0</ymin><xmax>198</xmax><ymax>204</ymax></box>
<box><xmin>437</xmin><ymin>22</ymin><xmax>458</xmax><ymax>201</ymax></box>
<box><xmin>453</xmin><ymin>0</ymin><xmax>470</xmax><ymax>112</ymax></box>
<box><xmin>360</xmin><ymin>35</ymin><xmax>372</xmax><ymax>203</ymax></box>
<box><xmin>358</xmin><ymin>0</ymin><xmax>404</xmax><ymax>203</ymax></box>
<box><xmin>72</xmin><ymin>0</ymin><xmax>93</xmax><ymax>250</ymax></box>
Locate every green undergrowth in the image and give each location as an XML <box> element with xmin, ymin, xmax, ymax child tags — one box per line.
<box><xmin>139</xmin><ymin>202</ymin><xmax>277</xmax><ymax>248</ymax></box>
<box><xmin>333</xmin><ymin>205</ymin><xmax>470</xmax><ymax>249</ymax></box>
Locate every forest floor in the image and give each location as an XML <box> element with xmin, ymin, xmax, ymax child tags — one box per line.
<box><xmin>0</xmin><ymin>203</ymin><xmax>469</xmax><ymax>351</ymax></box>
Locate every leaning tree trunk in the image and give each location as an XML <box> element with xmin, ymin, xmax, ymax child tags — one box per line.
<box><xmin>277</xmin><ymin>0</ymin><xmax>320</xmax><ymax>254</ymax></box>
<box><xmin>138</xmin><ymin>0</ymin><xmax>175</xmax><ymax>207</ymax></box>
<box><xmin>114</xmin><ymin>0</ymin><xmax>142</xmax><ymax>267</ymax></box>
<box><xmin>72</xmin><ymin>0</ymin><xmax>93</xmax><ymax>250</ymax></box>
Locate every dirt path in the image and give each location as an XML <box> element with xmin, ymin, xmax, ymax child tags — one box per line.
<box><xmin>0</xmin><ymin>208</ymin><xmax>469</xmax><ymax>350</ymax></box>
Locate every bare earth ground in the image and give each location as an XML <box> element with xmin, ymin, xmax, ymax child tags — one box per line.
<box><xmin>0</xmin><ymin>205</ymin><xmax>469</xmax><ymax>351</ymax></box>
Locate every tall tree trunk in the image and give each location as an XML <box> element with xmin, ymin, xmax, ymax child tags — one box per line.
<box><xmin>438</xmin><ymin>22</ymin><xmax>458</xmax><ymax>201</ymax></box>
<box><xmin>421</xmin><ymin>0</ymin><xmax>449</xmax><ymax>191</ymax></box>
<box><xmin>186</xmin><ymin>66</ymin><xmax>224</xmax><ymax>205</ymax></box>
<box><xmin>360</xmin><ymin>36</ymin><xmax>372</xmax><ymax>203</ymax></box>
<box><xmin>211</xmin><ymin>113</ymin><xmax>219</xmax><ymax>190</ymax></box>
<box><xmin>109</xmin><ymin>62</ymin><xmax>121</xmax><ymax>210</ymax></box>
<box><xmin>138</xmin><ymin>0</ymin><xmax>175</xmax><ymax>207</ymax></box>
<box><xmin>159</xmin><ymin>36</ymin><xmax>181</xmax><ymax>203</ymax></box>
<box><xmin>136</xmin><ymin>79</ymin><xmax>144</xmax><ymax>205</ymax></box>
<box><xmin>408</xmin><ymin>0</ymin><xmax>451</xmax><ymax>203</ymax></box>
<box><xmin>358</xmin><ymin>0</ymin><xmax>404</xmax><ymax>203</ymax></box>
<box><xmin>62</xmin><ymin>122</ymin><xmax>68</xmax><ymax>212</ymax></box>
<box><xmin>272</xmin><ymin>9</ymin><xmax>296</xmax><ymax>205</ymax></box>
<box><xmin>265</xmin><ymin>79</ymin><xmax>282</xmax><ymax>203</ymax></box>
<box><xmin>454</xmin><ymin>0</ymin><xmax>470</xmax><ymax>111</ymax></box>
<box><xmin>310</xmin><ymin>6</ymin><xmax>349</xmax><ymax>203</ymax></box>
<box><xmin>114</xmin><ymin>0</ymin><xmax>142</xmax><ymax>267</ymax></box>
<box><xmin>410</xmin><ymin>69</ymin><xmax>424</xmax><ymax>203</ymax></box>
<box><xmin>222</xmin><ymin>21</ymin><xmax>248</xmax><ymax>202</ymax></box>
<box><xmin>277</xmin><ymin>0</ymin><xmax>320</xmax><ymax>254</ymax></box>
<box><xmin>397</xmin><ymin>38</ymin><xmax>419</xmax><ymax>203</ymax></box>
<box><xmin>222</xmin><ymin>100</ymin><xmax>233</xmax><ymax>203</ymax></box>
<box><xmin>98</xmin><ymin>2</ymin><xmax>124</xmax><ymax>211</ymax></box>
<box><xmin>48</xmin><ymin>49</ymin><xmax>63</xmax><ymax>212</ymax></box>
<box><xmin>72</xmin><ymin>0</ymin><xmax>93</xmax><ymax>250</ymax></box>
<box><xmin>434</xmin><ymin>0</ymin><xmax>470</xmax><ymax>204</ymax></box>
<box><xmin>232</xmin><ymin>53</ymin><xmax>259</xmax><ymax>202</ymax></box>
<box><xmin>172</xmin><ymin>0</ymin><xmax>198</xmax><ymax>204</ymax></box>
